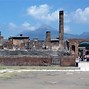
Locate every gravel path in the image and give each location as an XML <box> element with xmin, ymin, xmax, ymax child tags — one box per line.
<box><xmin>0</xmin><ymin>71</ymin><xmax>89</xmax><ymax>89</ymax></box>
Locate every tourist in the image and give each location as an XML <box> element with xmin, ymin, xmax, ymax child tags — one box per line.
<box><xmin>75</xmin><ymin>56</ymin><xmax>80</xmax><ymax>67</ymax></box>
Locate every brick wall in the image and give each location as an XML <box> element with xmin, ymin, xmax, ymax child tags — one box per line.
<box><xmin>60</xmin><ymin>56</ymin><xmax>76</xmax><ymax>66</ymax></box>
<box><xmin>0</xmin><ymin>56</ymin><xmax>52</xmax><ymax>66</ymax></box>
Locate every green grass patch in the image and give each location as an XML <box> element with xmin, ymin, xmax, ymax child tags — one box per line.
<box><xmin>0</xmin><ymin>72</ymin><xmax>17</xmax><ymax>79</ymax></box>
<box><xmin>0</xmin><ymin>65</ymin><xmax>79</xmax><ymax>70</ymax></box>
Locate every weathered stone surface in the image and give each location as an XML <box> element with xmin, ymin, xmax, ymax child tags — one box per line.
<box><xmin>68</xmin><ymin>38</ymin><xmax>89</xmax><ymax>57</ymax></box>
<box><xmin>0</xmin><ymin>56</ymin><xmax>52</xmax><ymax>66</ymax></box>
<box><xmin>0</xmin><ymin>49</ymin><xmax>72</xmax><ymax>66</ymax></box>
<box><xmin>59</xmin><ymin>10</ymin><xmax>64</xmax><ymax>48</ymax></box>
<box><xmin>60</xmin><ymin>56</ymin><xmax>76</xmax><ymax>66</ymax></box>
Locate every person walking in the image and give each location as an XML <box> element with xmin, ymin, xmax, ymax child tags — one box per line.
<box><xmin>75</xmin><ymin>56</ymin><xmax>80</xmax><ymax>67</ymax></box>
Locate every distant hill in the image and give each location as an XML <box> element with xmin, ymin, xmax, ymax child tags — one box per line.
<box><xmin>79</xmin><ymin>32</ymin><xmax>89</xmax><ymax>39</ymax></box>
<box><xmin>21</xmin><ymin>25</ymin><xmax>58</xmax><ymax>40</ymax></box>
<box><xmin>19</xmin><ymin>25</ymin><xmax>89</xmax><ymax>40</ymax></box>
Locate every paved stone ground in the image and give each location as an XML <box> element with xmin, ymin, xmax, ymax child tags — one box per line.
<box><xmin>0</xmin><ymin>71</ymin><xmax>89</xmax><ymax>89</ymax></box>
<box><xmin>79</xmin><ymin>62</ymin><xmax>89</xmax><ymax>71</ymax></box>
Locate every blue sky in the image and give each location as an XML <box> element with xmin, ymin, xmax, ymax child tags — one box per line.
<box><xmin>0</xmin><ymin>0</ymin><xmax>89</xmax><ymax>38</ymax></box>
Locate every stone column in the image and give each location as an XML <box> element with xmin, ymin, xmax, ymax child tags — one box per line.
<box><xmin>33</xmin><ymin>38</ymin><xmax>38</xmax><ymax>49</ymax></box>
<box><xmin>59</xmin><ymin>10</ymin><xmax>64</xmax><ymax>48</ymax></box>
<box><xmin>75</xmin><ymin>43</ymin><xmax>79</xmax><ymax>57</ymax></box>
<box><xmin>46</xmin><ymin>31</ymin><xmax>51</xmax><ymax>49</ymax></box>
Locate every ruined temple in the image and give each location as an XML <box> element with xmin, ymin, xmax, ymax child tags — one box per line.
<box><xmin>0</xmin><ymin>10</ymin><xmax>88</xmax><ymax>66</ymax></box>
<box><xmin>45</xmin><ymin>10</ymin><xmax>64</xmax><ymax>50</ymax></box>
<box><xmin>9</xmin><ymin>34</ymin><xmax>29</xmax><ymax>49</ymax></box>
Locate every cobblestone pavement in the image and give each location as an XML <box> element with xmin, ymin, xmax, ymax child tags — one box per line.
<box><xmin>0</xmin><ymin>71</ymin><xmax>89</xmax><ymax>89</ymax></box>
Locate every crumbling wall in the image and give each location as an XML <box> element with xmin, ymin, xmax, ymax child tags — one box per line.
<box><xmin>0</xmin><ymin>50</ymin><xmax>54</xmax><ymax>66</ymax></box>
<box><xmin>0</xmin><ymin>49</ymin><xmax>74</xmax><ymax>66</ymax></box>
<box><xmin>0</xmin><ymin>56</ymin><xmax>52</xmax><ymax>66</ymax></box>
<box><xmin>60</xmin><ymin>56</ymin><xmax>76</xmax><ymax>66</ymax></box>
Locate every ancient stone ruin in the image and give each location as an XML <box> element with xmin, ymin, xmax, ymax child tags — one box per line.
<box><xmin>0</xmin><ymin>10</ymin><xmax>82</xmax><ymax>66</ymax></box>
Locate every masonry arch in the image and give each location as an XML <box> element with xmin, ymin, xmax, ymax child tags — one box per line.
<box><xmin>71</xmin><ymin>45</ymin><xmax>75</xmax><ymax>52</ymax></box>
<box><xmin>68</xmin><ymin>39</ymin><xmax>89</xmax><ymax>57</ymax></box>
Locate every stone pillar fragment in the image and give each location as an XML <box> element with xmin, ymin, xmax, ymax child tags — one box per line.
<box><xmin>46</xmin><ymin>31</ymin><xmax>51</xmax><ymax>49</ymax></box>
<box><xmin>59</xmin><ymin>10</ymin><xmax>64</xmax><ymax>48</ymax></box>
<box><xmin>33</xmin><ymin>38</ymin><xmax>38</xmax><ymax>49</ymax></box>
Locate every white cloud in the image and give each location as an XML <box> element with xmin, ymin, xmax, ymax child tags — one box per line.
<box><xmin>64</xmin><ymin>26</ymin><xmax>71</xmax><ymax>33</ymax></box>
<box><xmin>64</xmin><ymin>13</ymin><xmax>71</xmax><ymax>23</ymax></box>
<box><xmin>21</xmin><ymin>22</ymin><xmax>37</xmax><ymax>31</ymax></box>
<box><xmin>65</xmin><ymin>7</ymin><xmax>89</xmax><ymax>24</ymax></box>
<box><xmin>8</xmin><ymin>22</ymin><xmax>39</xmax><ymax>31</ymax></box>
<box><xmin>27</xmin><ymin>4</ymin><xmax>59</xmax><ymax>22</ymax></box>
<box><xmin>73</xmin><ymin>7</ymin><xmax>89</xmax><ymax>23</ymax></box>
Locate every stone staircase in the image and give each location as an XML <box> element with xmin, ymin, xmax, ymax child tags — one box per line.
<box><xmin>51</xmin><ymin>51</ymin><xmax>60</xmax><ymax>65</ymax></box>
